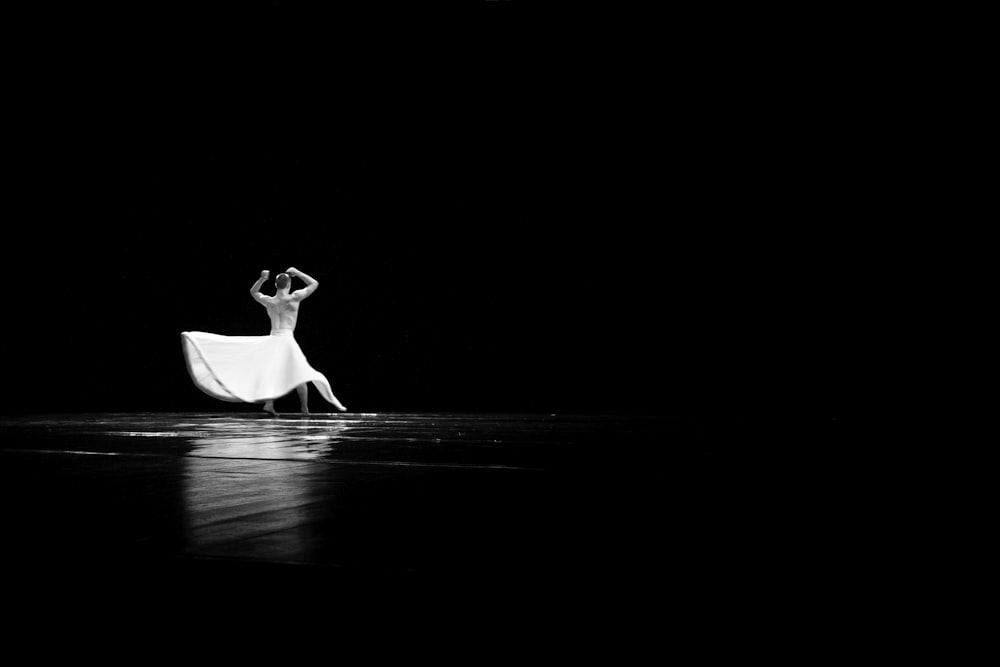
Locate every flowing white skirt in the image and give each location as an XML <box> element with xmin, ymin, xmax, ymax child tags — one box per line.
<box><xmin>181</xmin><ymin>330</ymin><xmax>343</xmax><ymax>407</ymax></box>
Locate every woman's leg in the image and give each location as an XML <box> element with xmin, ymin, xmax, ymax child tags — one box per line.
<box><xmin>296</xmin><ymin>383</ymin><xmax>309</xmax><ymax>415</ymax></box>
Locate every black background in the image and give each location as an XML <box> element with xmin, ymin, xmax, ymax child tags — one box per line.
<box><xmin>1</xmin><ymin>4</ymin><xmax>867</xmax><ymax>418</ymax></box>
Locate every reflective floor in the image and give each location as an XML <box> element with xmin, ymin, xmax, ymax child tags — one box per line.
<box><xmin>0</xmin><ymin>412</ymin><xmax>696</xmax><ymax>575</ymax></box>
<box><xmin>0</xmin><ymin>411</ymin><xmax>853</xmax><ymax>645</ymax></box>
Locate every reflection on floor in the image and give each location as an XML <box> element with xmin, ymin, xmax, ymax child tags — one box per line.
<box><xmin>0</xmin><ymin>411</ymin><xmax>847</xmax><ymax>632</ymax></box>
<box><xmin>1</xmin><ymin>413</ymin><xmax>686</xmax><ymax>570</ymax></box>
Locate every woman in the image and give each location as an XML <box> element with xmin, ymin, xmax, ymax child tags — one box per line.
<box><xmin>181</xmin><ymin>267</ymin><xmax>346</xmax><ymax>415</ymax></box>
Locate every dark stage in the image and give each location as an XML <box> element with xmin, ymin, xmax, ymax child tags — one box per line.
<box><xmin>0</xmin><ymin>409</ymin><xmax>861</xmax><ymax>655</ymax></box>
<box><xmin>0</xmin><ymin>411</ymin><xmax>845</xmax><ymax>598</ymax></box>
<box><xmin>1</xmin><ymin>411</ymin><xmax>729</xmax><ymax>577</ymax></box>
<box><xmin>0</xmin><ymin>6</ymin><xmax>869</xmax><ymax>647</ymax></box>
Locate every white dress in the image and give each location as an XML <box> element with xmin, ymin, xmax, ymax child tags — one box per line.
<box><xmin>181</xmin><ymin>329</ymin><xmax>344</xmax><ymax>409</ymax></box>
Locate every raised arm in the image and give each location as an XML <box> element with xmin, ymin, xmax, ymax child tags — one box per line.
<box><xmin>286</xmin><ymin>266</ymin><xmax>319</xmax><ymax>300</ymax></box>
<box><xmin>251</xmin><ymin>270</ymin><xmax>270</xmax><ymax>304</ymax></box>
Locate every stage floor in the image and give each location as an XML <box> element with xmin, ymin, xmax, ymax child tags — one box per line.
<box><xmin>0</xmin><ymin>412</ymin><xmax>699</xmax><ymax>573</ymax></box>
<box><xmin>0</xmin><ymin>411</ymin><xmax>851</xmax><ymax>640</ymax></box>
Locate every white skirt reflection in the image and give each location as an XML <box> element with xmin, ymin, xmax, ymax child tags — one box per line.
<box><xmin>181</xmin><ymin>330</ymin><xmax>342</xmax><ymax>406</ymax></box>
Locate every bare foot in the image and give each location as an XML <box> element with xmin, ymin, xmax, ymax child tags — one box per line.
<box><xmin>300</xmin><ymin>409</ymin><xmax>311</xmax><ymax>416</ymax></box>
<box><xmin>263</xmin><ymin>402</ymin><xmax>278</xmax><ymax>417</ymax></box>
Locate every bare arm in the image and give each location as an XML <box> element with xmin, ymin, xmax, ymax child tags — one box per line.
<box><xmin>251</xmin><ymin>270</ymin><xmax>270</xmax><ymax>304</ymax></box>
<box><xmin>287</xmin><ymin>266</ymin><xmax>319</xmax><ymax>301</ymax></box>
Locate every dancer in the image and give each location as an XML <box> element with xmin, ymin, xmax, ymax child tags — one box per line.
<box><xmin>181</xmin><ymin>267</ymin><xmax>347</xmax><ymax>415</ymax></box>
